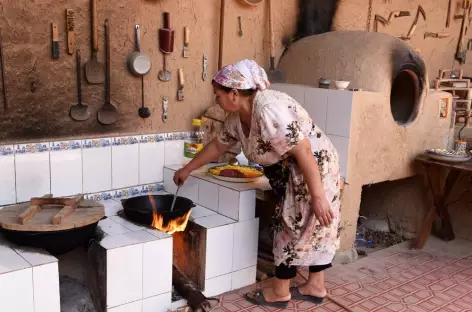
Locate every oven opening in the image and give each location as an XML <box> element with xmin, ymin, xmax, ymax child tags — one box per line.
<box><xmin>390</xmin><ymin>68</ymin><xmax>421</xmax><ymax>126</ymax></box>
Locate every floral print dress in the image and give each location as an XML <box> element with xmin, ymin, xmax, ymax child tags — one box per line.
<box><xmin>218</xmin><ymin>89</ymin><xmax>341</xmax><ymax>267</ymax></box>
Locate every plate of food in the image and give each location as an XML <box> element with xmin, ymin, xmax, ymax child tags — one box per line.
<box><xmin>208</xmin><ymin>165</ymin><xmax>264</xmax><ymax>183</ymax></box>
<box><xmin>424</xmin><ymin>149</ymin><xmax>471</xmax><ymax>163</ymax></box>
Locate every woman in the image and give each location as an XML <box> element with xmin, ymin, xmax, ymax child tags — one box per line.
<box><xmin>173</xmin><ymin>59</ymin><xmax>341</xmax><ymax>308</ymax></box>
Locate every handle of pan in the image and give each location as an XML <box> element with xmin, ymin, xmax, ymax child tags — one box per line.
<box><xmin>163</xmin><ymin>12</ymin><xmax>170</xmax><ymax>29</ymax></box>
<box><xmin>76</xmin><ymin>49</ymin><xmax>82</xmax><ymax>105</ymax></box>
<box><xmin>135</xmin><ymin>24</ymin><xmax>142</xmax><ymax>52</ymax></box>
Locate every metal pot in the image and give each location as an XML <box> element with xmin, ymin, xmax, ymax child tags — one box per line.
<box><xmin>121</xmin><ymin>194</ymin><xmax>195</xmax><ymax>227</ymax></box>
<box><xmin>0</xmin><ymin>217</ymin><xmax>105</xmax><ymax>255</ymax></box>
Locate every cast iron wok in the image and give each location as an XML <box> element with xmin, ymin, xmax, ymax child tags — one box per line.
<box><xmin>121</xmin><ymin>194</ymin><xmax>195</xmax><ymax>227</ymax></box>
<box><xmin>0</xmin><ymin>217</ymin><xmax>105</xmax><ymax>256</ymax></box>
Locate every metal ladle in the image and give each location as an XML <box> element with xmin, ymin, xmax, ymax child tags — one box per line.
<box><xmin>170</xmin><ymin>186</ymin><xmax>180</xmax><ymax>212</ymax></box>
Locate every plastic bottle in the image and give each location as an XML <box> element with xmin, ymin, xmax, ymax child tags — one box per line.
<box><xmin>183</xmin><ymin>119</ymin><xmax>204</xmax><ymax>164</ymax></box>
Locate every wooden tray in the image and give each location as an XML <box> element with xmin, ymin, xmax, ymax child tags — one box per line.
<box><xmin>0</xmin><ymin>194</ymin><xmax>105</xmax><ymax>232</ymax></box>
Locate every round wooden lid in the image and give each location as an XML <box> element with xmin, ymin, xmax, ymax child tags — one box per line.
<box><xmin>0</xmin><ymin>199</ymin><xmax>105</xmax><ymax>232</ymax></box>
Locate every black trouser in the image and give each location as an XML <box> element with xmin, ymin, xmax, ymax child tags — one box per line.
<box><xmin>275</xmin><ymin>263</ymin><xmax>332</xmax><ymax>280</ymax></box>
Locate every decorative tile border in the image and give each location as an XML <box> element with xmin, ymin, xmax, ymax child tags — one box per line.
<box><xmin>166</xmin><ymin>132</ymin><xmax>192</xmax><ymax>141</ymax></box>
<box><xmin>83</xmin><ymin>138</ymin><xmax>112</xmax><ymax>149</ymax></box>
<box><xmin>50</xmin><ymin>140</ymin><xmax>82</xmax><ymax>152</ymax></box>
<box><xmin>139</xmin><ymin>134</ymin><xmax>166</xmax><ymax>144</ymax></box>
<box><xmin>0</xmin><ymin>145</ymin><xmax>14</xmax><ymax>156</ymax></box>
<box><xmin>112</xmin><ymin>135</ymin><xmax>140</xmax><ymax>146</ymax></box>
<box><xmin>84</xmin><ymin>183</ymin><xmax>164</xmax><ymax>201</ymax></box>
<box><xmin>14</xmin><ymin>142</ymin><xmax>49</xmax><ymax>154</ymax></box>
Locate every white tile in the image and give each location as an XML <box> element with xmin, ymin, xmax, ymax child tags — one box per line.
<box><xmin>33</xmin><ymin>262</ymin><xmax>60</xmax><ymax>312</ymax></box>
<box><xmin>164</xmin><ymin>140</ymin><xmax>184</xmax><ymax>166</ymax></box>
<box><xmin>98</xmin><ymin>218</ymin><xmax>132</xmax><ymax>236</ymax></box>
<box><xmin>304</xmin><ymin>87</ymin><xmax>329</xmax><ymax>132</ymax></box>
<box><xmin>107</xmin><ymin>244</ymin><xmax>143</xmax><ymax>308</ymax></box>
<box><xmin>326</xmin><ymin>90</ymin><xmax>353</xmax><ymax>137</ymax></box>
<box><xmin>205</xmin><ymin>223</ymin><xmax>234</xmax><ymax>279</ymax></box>
<box><xmin>218</xmin><ymin>187</ymin><xmax>239</xmax><ymax>220</ymax></box>
<box><xmin>50</xmin><ymin>148</ymin><xmax>82</xmax><ymax>197</ymax></box>
<box><xmin>203</xmin><ymin>273</ymin><xmax>232</xmax><ymax>297</ymax></box>
<box><xmin>0</xmin><ymin>148</ymin><xmax>16</xmax><ymax>206</ymax></box>
<box><xmin>232</xmin><ymin>218</ymin><xmax>259</xmax><ymax>271</ymax></box>
<box><xmin>107</xmin><ymin>300</ymin><xmax>142</xmax><ymax>312</ymax></box>
<box><xmin>328</xmin><ymin>135</ymin><xmax>350</xmax><ymax>179</ymax></box>
<box><xmin>189</xmin><ymin>205</ymin><xmax>217</xmax><ymax>220</ymax></box>
<box><xmin>100</xmin><ymin>230</ymin><xmax>157</xmax><ymax>250</ymax></box>
<box><xmin>145</xmin><ymin>228</ymin><xmax>171</xmax><ymax>239</ymax></box>
<box><xmin>231</xmin><ymin>266</ymin><xmax>256</xmax><ymax>291</ymax></box>
<box><xmin>83</xmin><ymin>146</ymin><xmax>112</xmax><ymax>194</ymax></box>
<box><xmin>163</xmin><ymin>168</ymin><xmax>177</xmax><ymax>194</ymax></box>
<box><xmin>139</xmin><ymin>141</ymin><xmax>165</xmax><ymax>184</ymax></box>
<box><xmin>270</xmin><ymin>83</ymin><xmax>305</xmax><ymax>105</ymax></box>
<box><xmin>143</xmin><ymin>293</ymin><xmax>171</xmax><ymax>312</ymax></box>
<box><xmin>171</xmin><ymin>298</ymin><xmax>187</xmax><ymax>310</ymax></box>
<box><xmin>143</xmin><ymin>238</ymin><xmax>172</xmax><ymax>298</ymax></box>
<box><xmin>0</xmin><ymin>242</ymin><xmax>31</xmax><ymax>274</ymax></box>
<box><xmin>193</xmin><ymin>214</ymin><xmax>235</xmax><ymax>228</ymax></box>
<box><xmin>18</xmin><ymin>249</ymin><xmax>57</xmax><ymax>267</ymax></box>
<box><xmin>0</xmin><ymin>268</ymin><xmax>34</xmax><ymax>312</ymax></box>
<box><xmin>112</xmin><ymin>143</ymin><xmax>139</xmax><ymax>189</ymax></box>
<box><xmin>238</xmin><ymin>190</ymin><xmax>256</xmax><ymax>221</ymax></box>
<box><xmin>198</xmin><ymin>179</ymin><xmax>219</xmax><ymax>211</ymax></box>
<box><xmin>181</xmin><ymin>177</ymin><xmax>199</xmax><ymax>202</ymax></box>
<box><xmin>101</xmin><ymin>200</ymin><xmax>123</xmax><ymax>217</ymax></box>
<box><xmin>15</xmin><ymin>151</ymin><xmax>50</xmax><ymax>203</ymax></box>
<box><xmin>110</xmin><ymin>215</ymin><xmax>146</xmax><ymax>232</ymax></box>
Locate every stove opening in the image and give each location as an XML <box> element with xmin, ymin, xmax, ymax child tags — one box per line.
<box><xmin>390</xmin><ymin>67</ymin><xmax>421</xmax><ymax>126</ymax></box>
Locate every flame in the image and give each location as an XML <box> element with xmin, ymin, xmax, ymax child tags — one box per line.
<box><xmin>149</xmin><ymin>196</ymin><xmax>191</xmax><ymax>234</ymax></box>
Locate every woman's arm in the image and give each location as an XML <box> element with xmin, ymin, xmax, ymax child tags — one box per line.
<box><xmin>287</xmin><ymin>138</ymin><xmax>334</xmax><ymax>226</ymax></box>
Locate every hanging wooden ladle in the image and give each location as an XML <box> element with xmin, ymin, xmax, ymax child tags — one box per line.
<box><xmin>241</xmin><ymin>0</ymin><xmax>264</xmax><ymax>5</ymax></box>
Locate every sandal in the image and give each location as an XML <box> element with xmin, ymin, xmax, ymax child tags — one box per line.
<box><xmin>245</xmin><ymin>290</ymin><xmax>289</xmax><ymax>308</ymax></box>
<box><xmin>290</xmin><ymin>287</ymin><xmax>325</xmax><ymax>304</ymax></box>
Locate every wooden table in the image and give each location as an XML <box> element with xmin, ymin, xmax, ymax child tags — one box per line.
<box><xmin>415</xmin><ymin>155</ymin><xmax>472</xmax><ymax>249</ymax></box>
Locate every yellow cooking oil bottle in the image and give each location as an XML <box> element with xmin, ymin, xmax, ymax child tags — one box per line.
<box><xmin>183</xmin><ymin>119</ymin><xmax>204</xmax><ymax>163</ymax></box>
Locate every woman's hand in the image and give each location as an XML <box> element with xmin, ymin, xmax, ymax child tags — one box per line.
<box><xmin>173</xmin><ymin>168</ymin><xmax>190</xmax><ymax>186</ymax></box>
<box><xmin>312</xmin><ymin>195</ymin><xmax>334</xmax><ymax>227</ymax></box>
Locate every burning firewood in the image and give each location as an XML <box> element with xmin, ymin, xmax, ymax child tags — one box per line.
<box><xmin>172</xmin><ymin>266</ymin><xmax>220</xmax><ymax>312</ymax></box>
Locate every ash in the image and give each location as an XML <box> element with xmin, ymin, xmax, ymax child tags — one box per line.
<box><xmin>59</xmin><ymin>275</ymin><xmax>96</xmax><ymax>312</ymax></box>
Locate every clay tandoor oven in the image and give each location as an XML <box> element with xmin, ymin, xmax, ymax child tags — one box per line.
<box><xmin>280</xmin><ymin>30</ymin><xmax>427</xmax><ymax>126</ymax></box>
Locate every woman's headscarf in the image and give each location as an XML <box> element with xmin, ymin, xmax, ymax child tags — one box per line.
<box><xmin>212</xmin><ymin>59</ymin><xmax>270</xmax><ymax>91</ymax></box>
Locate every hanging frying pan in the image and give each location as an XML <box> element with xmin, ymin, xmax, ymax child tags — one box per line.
<box><xmin>121</xmin><ymin>194</ymin><xmax>195</xmax><ymax>230</ymax></box>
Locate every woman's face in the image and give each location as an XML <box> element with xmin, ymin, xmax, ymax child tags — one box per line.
<box><xmin>213</xmin><ymin>86</ymin><xmax>239</xmax><ymax>112</ymax></box>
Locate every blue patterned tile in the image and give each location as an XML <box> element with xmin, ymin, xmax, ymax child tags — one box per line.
<box><xmin>139</xmin><ymin>134</ymin><xmax>166</xmax><ymax>144</ymax></box>
<box><xmin>166</xmin><ymin>131</ymin><xmax>193</xmax><ymax>141</ymax></box>
<box><xmin>112</xmin><ymin>186</ymin><xmax>141</xmax><ymax>199</ymax></box>
<box><xmin>139</xmin><ymin>183</ymin><xmax>164</xmax><ymax>194</ymax></box>
<box><xmin>0</xmin><ymin>145</ymin><xmax>14</xmax><ymax>156</ymax></box>
<box><xmin>83</xmin><ymin>138</ymin><xmax>112</xmax><ymax>149</ymax></box>
<box><xmin>14</xmin><ymin>142</ymin><xmax>49</xmax><ymax>154</ymax></box>
<box><xmin>50</xmin><ymin>140</ymin><xmax>82</xmax><ymax>152</ymax></box>
<box><xmin>112</xmin><ymin>136</ymin><xmax>140</xmax><ymax>146</ymax></box>
<box><xmin>85</xmin><ymin>191</ymin><xmax>114</xmax><ymax>201</ymax></box>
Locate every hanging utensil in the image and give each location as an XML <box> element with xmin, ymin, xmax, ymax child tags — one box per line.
<box><xmin>0</xmin><ymin>29</ymin><xmax>7</xmax><ymax>111</ymax></box>
<box><xmin>182</xmin><ymin>26</ymin><xmax>190</xmax><ymax>58</ymax></box>
<box><xmin>170</xmin><ymin>186</ymin><xmax>181</xmax><ymax>212</ymax></box>
<box><xmin>138</xmin><ymin>76</ymin><xmax>150</xmax><ymax>118</ymax></box>
<box><xmin>218</xmin><ymin>0</ymin><xmax>225</xmax><ymax>70</ymax></box>
<box><xmin>51</xmin><ymin>23</ymin><xmax>60</xmax><ymax>59</ymax></box>
<box><xmin>177</xmin><ymin>68</ymin><xmax>184</xmax><ymax>101</ymax></box>
<box><xmin>158</xmin><ymin>12</ymin><xmax>174</xmax><ymax>82</ymax></box>
<box><xmin>266</xmin><ymin>0</ymin><xmax>284</xmax><ymax>83</ymax></box>
<box><xmin>241</xmin><ymin>0</ymin><xmax>264</xmax><ymax>4</ymax></box>
<box><xmin>97</xmin><ymin>19</ymin><xmax>118</xmax><ymax>125</ymax></box>
<box><xmin>66</xmin><ymin>9</ymin><xmax>76</xmax><ymax>55</ymax></box>
<box><xmin>85</xmin><ymin>0</ymin><xmax>104</xmax><ymax>84</ymax></box>
<box><xmin>70</xmin><ymin>49</ymin><xmax>90</xmax><ymax>121</ymax></box>
<box><xmin>127</xmin><ymin>24</ymin><xmax>151</xmax><ymax>77</ymax></box>
<box><xmin>238</xmin><ymin>16</ymin><xmax>243</xmax><ymax>37</ymax></box>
